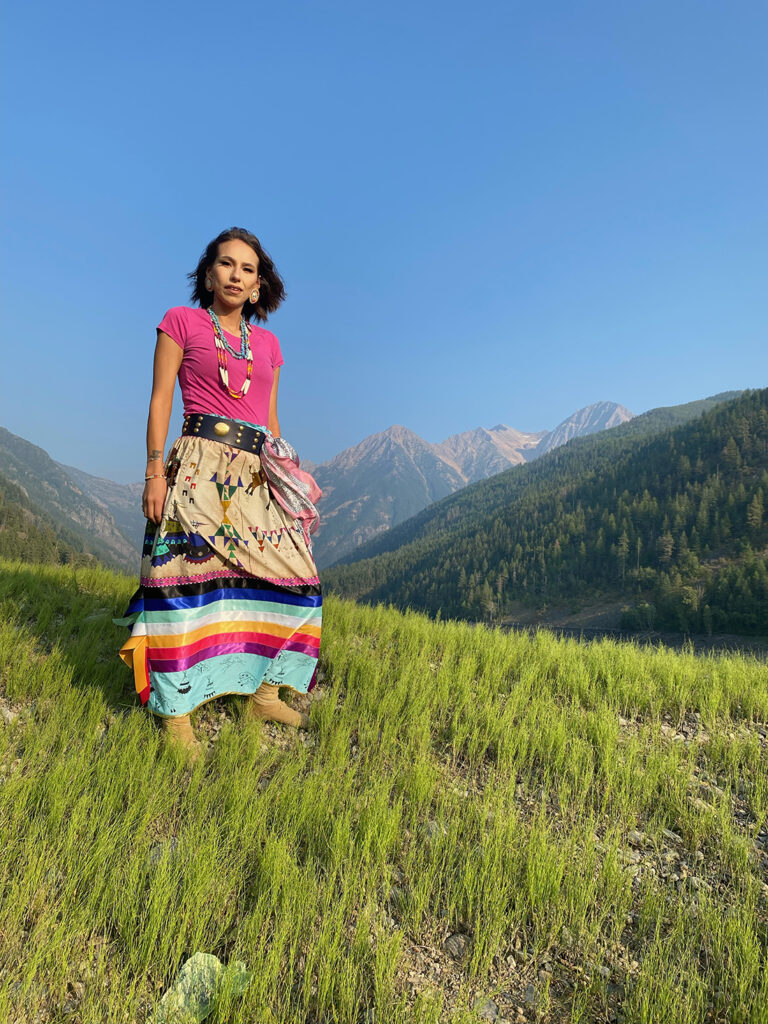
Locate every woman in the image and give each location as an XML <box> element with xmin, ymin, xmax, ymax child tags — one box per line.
<box><xmin>117</xmin><ymin>227</ymin><xmax>322</xmax><ymax>755</ymax></box>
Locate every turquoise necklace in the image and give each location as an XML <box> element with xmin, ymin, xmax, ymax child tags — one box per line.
<box><xmin>207</xmin><ymin>308</ymin><xmax>252</xmax><ymax>361</ymax></box>
<box><xmin>207</xmin><ymin>307</ymin><xmax>253</xmax><ymax>400</ymax></box>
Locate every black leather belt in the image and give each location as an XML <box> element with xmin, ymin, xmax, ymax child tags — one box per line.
<box><xmin>182</xmin><ymin>414</ymin><xmax>266</xmax><ymax>455</ymax></box>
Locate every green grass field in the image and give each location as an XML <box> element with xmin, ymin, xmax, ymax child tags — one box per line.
<box><xmin>0</xmin><ymin>560</ymin><xmax>767</xmax><ymax>1023</ymax></box>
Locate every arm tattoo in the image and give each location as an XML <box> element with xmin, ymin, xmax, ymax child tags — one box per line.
<box><xmin>147</xmin><ymin>449</ymin><xmax>163</xmax><ymax>462</ymax></box>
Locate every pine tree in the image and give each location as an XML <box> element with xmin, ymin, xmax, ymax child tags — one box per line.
<box><xmin>617</xmin><ymin>531</ymin><xmax>629</xmax><ymax>586</ymax></box>
<box><xmin>747</xmin><ymin>490</ymin><xmax>764</xmax><ymax>532</ymax></box>
<box><xmin>723</xmin><ymin>437</ymin><xmax>741</xmax><ymax>467</ymax></box>
<box><xmin>657</xmin><ymin>533</ymin><xmax>675</xmax><ymax>565</ymax></box>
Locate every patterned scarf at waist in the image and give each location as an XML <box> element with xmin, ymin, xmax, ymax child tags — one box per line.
<box><xmin>259</xmin><ymin>434</ymin><xmax>322</xmax><ymax>548</ymax></box>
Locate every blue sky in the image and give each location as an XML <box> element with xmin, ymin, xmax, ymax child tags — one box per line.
<box><xmin>1</xmin><ymin>1</ymin><xmax>766</xmax><ymax>482</ymax></box>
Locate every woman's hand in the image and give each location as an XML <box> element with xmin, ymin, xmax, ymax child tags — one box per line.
<box><xmin>142</xmin><ymin>476</ymin><xmax>168</xmax><ymax>524</ymax></box>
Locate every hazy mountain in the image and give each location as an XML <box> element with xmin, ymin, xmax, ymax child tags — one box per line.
<box><xmin>312</xmin><ymin>403</ymin><xmax>632</xmax><ymax>567</ymax></box>
<box><xmin>0</xmin><ymin>468</ymin><xmax>101</xmax><ymax>568</ymax></box>
<box><xmin>434</xmin><ymin>425</ymin><xmax>545</xmax><ymax>482</ymax></box>
<box><xmin>323</xmin><ymin>390</ymin><xmax>760</xmax><ymax>631</ymax></box>
<box><xmin>59</xmin><ymin>463</ymin><xmax>145</xmax><ymax>551</ymax></box>
<box><xmin>311</xmin><ymin>425</ymin><xmax>467</xmax><ymax>566</ymax></box>
<box><xmin>0</xmin><ymin>428</ymin><xmax>138</xmax><ymax>571</ymax></box>
<box><xmin>532</xmin><ymin>401</ymin><xmax>634</xmax><ymax>458</ymax></box>
<box><xmin>326</xmin><ymin>391</ymin><xmax>743</xmax><ymax>572</ymax></box>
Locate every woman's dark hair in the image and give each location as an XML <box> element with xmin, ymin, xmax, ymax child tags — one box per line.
<box><xmin>188</xmin><ymin>227</ymin><xmax>286</xmax><ymax>323</ymax></box>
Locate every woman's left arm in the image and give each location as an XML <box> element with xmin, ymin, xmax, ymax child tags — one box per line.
<box><xmin>268</xmin><ymin>366</ymin><xmax>281</xmax><ymax>437</ymax></box>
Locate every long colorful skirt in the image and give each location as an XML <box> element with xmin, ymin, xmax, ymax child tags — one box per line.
<box><xmin>116</xmin><ymin>432</ymin><xmax>322</xmax><ymax>717</ymax></box>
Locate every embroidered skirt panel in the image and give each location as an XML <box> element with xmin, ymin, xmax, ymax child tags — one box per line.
<box><xmin>117</xmin><ymin>433</ymin><xmax>322</xmax><ymax>716</ymax></box>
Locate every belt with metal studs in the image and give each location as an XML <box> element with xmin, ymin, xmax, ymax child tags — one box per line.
<box><xmin>181</xmin><ymin>414</ymin><xmax>266</xmax><ymax>455</ymax></box>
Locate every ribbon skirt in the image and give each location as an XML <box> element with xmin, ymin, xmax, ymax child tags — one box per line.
<box><xmin>117</xmin><ymin>433</ymin><xmax>322</xmax><ymax>717</ymax></box>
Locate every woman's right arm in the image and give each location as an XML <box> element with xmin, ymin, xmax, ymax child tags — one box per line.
<box><xmin>142</xmin><ymin>332</ymin><xmax>184</xmax><ymax>524</ymax></box>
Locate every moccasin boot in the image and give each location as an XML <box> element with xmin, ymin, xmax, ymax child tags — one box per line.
<box><xmin>161</xmin><ymin>714</ymin><xmax>202</xmax><ymax>758</ymax></box>
<box><xmin>246</xmin><ymin>682</ymin><xmax>309</xmax><ymax>729</ymax></box>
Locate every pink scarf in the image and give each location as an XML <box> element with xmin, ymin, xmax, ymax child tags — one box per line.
<box><xmin>259</xmin><ymin>435</ymin><xmax>322</xmax><ymax>549</ymax></box>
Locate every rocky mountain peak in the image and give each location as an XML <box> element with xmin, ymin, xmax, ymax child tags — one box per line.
<box><xmin>309</xmin><ymin>403</ymin><xmax>632</xmax><ymax>566</ymax></box>
<box><xmin>532</xmin><ymin>402</ymin><xmax>634</xmax><ymax>458</ymax></box>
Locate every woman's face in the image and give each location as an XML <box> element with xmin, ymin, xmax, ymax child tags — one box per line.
<box><xmin>207</xmin><ymin>239</ymin><xmax>261</xmax><ymax>310</ymax></box>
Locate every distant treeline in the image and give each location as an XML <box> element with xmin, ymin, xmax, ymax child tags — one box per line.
<box><xmin>0</xmin><ymin>472</ymin><xmax>96</xmax><ymax>568</ymax></box>
<box><xmin>326</xmin><ymin>390</ymin><xmax>768</xmax><ymax>635</ymax></box>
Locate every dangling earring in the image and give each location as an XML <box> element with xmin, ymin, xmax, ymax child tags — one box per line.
<box><xmin>250</xmin><ymin>290</ymin><xmax>260</xmax><ymax>303</ymax></box>
<box><xmin>205</xmin><ymin>277</ymin><xmax>213</xmax><ymax>291</ymax></box>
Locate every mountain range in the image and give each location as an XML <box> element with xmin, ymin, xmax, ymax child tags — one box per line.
<box><xmin>311</xmin><ymin>402</ymin><xmax>633</xmax><ymax>565</ymax></box>
<box><xmin>3</xmin><ymin>388</ymin><xmax>762</xmax><ymax>638</ymax></box>
<box><xmin>324</xmin><ymin>389</ymin><xmax>765</xmax><ymax>635</ymax></box>
<box><xmin>0</xmin><ymin>401</ymin><xmax>634</xmax><ymax>572</ymax></box>
<box><xmin>0</xmin><ymin>428</ymin><xmax>139</xmax><ymax>571</ymax></box>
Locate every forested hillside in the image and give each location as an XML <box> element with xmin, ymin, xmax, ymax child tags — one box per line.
<box><xmin>325</xmin><ymin>389</ymin><xmax>768</xmax><ymax>635</ymax></box>
<box><xmin>330</xmin><ymin>392</ymin><xmax>743</xmax><ymax>567</ymax></box>
<box><xmin>0</xmin><ymin>427</ymin><xmax>137</xmax><ymax>569</ymax></box>
<box><xmin>0</xmin><ymin>472</ymin><xmax>99</xmax><ymax>567</ymax></box>
<box><xmin>310</xmin><ymin>402</ymin><xmax>631</xmax><ymax>567</ymax></box>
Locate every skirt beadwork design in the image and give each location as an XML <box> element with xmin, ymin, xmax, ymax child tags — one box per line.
<box><xmin>117</xmin><ymin>433</ymin><xmax>322</xmax><ymax>717</ymax></box>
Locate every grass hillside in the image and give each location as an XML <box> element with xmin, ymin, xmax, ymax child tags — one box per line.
<box><xmin>1</xmin><ymin>560</ymin><xmax>767</xmax><ymax>1023</ymax></box>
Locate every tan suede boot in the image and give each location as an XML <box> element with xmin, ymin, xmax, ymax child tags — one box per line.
<box><xmin>246</xmin><ymin>682</ymin><xmax>309</xmax><ymax>729</ymax></box>
<box><xmin>161</xmin><ymin>714</ymin><xmax>202</xmax><ymax>758</ymax></box>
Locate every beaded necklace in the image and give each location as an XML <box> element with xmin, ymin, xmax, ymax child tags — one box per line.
<box><xmin>207</xmin><ymin>308</ymin><xmax>253</xmax><ymax>400</ymax></box>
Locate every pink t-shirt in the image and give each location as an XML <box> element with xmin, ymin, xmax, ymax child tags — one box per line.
<box><xmin>158</xmin><ymin>306</ymin><xmax>284</xmax><ymax>428</ymax></box>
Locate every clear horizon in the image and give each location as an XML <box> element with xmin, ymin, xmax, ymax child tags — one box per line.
<box><xmin>1</xmin><ymin>1</ymin><xmax>766</xmax><ymax>482</ymax></box>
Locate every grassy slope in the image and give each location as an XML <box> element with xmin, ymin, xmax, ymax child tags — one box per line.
<box><xmin>0</xmin><ymin>561</ymin><xmax>767</xmax><ymax>1023</ymax></box>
